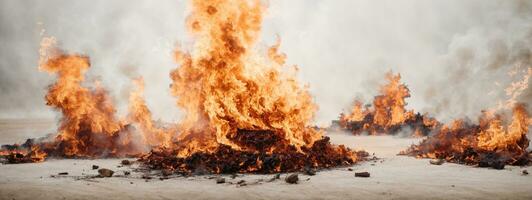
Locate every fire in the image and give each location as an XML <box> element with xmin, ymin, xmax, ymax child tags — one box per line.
<box><xmin>1</xmin><ymin>0</ymin><xmax>366</xmax><ymax>174</ymax></box>
<box><xmin>400</xmin><ymin>104</ymin><xmax>530</xmax><ymax>169</ymax></box>
<box><xmin>169</xmin><ymin>0</ymin><xmax>319</xmax><ymax>153</ymax></box>
<box><xmin>335</xmin><ymin>72</ymin><xmax>439</xmax><ymax>136</ymax></box>
<box><xmin>128</xmin><ymin>77</ymin><xmax>174</xmax><ymax>148</ymax></box>
<box><xmin>140</xmin><ymin>0</ymin><xmax>365</xmax><ymax>173</ymax></box>
<box><xmin>400</xmin><ymin>67</ymin><xmax>531</xmax><ymax>169</ymax></box>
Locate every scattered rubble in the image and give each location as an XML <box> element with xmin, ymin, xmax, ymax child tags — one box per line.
<box><xmin>97</xmin><ymin>168</ymin><xmax>114</xmax><ymax>177</ymax></box>
<box><xmin>355</xmin><ymin>172</ymin><xmax>370</xmax><ymax>178</ymax></box>
<box><xmin>304</xmin><ymin>167</ymin><xmax>316</xmax><ymax>176</ymax></box>
<box><xmin>285</xmin><ymin>174</ymin><xmax>299</xmax><ymax>184</ymax></box>
<box><xmin>161</xmin><ymin>169</ymin><xmax>173</xmax><ymax>176</ymax></box>
<box><xmin>121</xmin><ymin>160</ymin><xmax>132</xmax><ymax>166</ymax></box>
<box><xmin>216</xmin><ymin>177</ymin><xmax>226</xmax><ymax>184</ymax></box>
<box><xmin>429</xmin><ymin>159</ymin><xmax>444</xmax><ymax>165</ymax></box>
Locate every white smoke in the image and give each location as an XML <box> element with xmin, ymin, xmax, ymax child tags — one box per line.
<box><xmin>0</xmin><ymin>0</ymin><xmax>530</xmax><ymax>127</ymax></box>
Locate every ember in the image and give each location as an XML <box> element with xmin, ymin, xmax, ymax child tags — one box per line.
<box><xmin>333</xmin><ymin>72</ymin><xmax>439</xmax><ymax>136</ymax></box>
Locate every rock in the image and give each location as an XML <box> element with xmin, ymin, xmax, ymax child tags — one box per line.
<box><xmin>285</xmin><ymin>174</ymin><xmax>299</xmax><ymax>184</ymax></box>
<box><xmin>236</xmin><ymin>180</ymin><xmax>247</xmax><ymax>186</ymax></box>
<box><xmin>491</xmin><ymin>161</ymin><xmax>505</xmax><ymax>170</ymax></box>
<box><xmin>92</xmin><ymin>165</ymin><xmax>99</xmax><ymax>170</ymax></box>
<box><xmin>354</xmin><ymin>172</ymin><xmax>370</xmax><ymax>178</ymax></box>
<box><xmin>267</xmin><ymin>174</ymin><xmax>281</xmax><ymax>182</ymax></box>
<box><xmin>522</xmin><ymin>170</ymin><xmax>529</xmax><ymax>175</ymax></box>
<box><xmin>347</xmin><ymin>168</ymin><xmax>353</xmax><ymax>171</ymax></box>
<box><xmin>121</xmin><ymin>160</ymin><xmax>131</xmax><ymax>165</ymax></box>
<box><xmin>429</xmin><ymin>159</ymin><xmax>444</xmax><ymax>165</ymax></box>
<box><xmin>304</xmin><ymin>167</ymin><xmax>316</xmax><ymax>176</ymax></box>
<box><xmin>161</xmin><ymin>169</ymin><xmax>173</xmax><ymax>176</ymax></box>
<box><xmin>142</xmin><ymin>174</ymin><xmax>152</xmax><ymax>179</ymax></box>
<box><xmin>98</xmin><ymin>168</ymin><xmax>114</xmax><ymax>177</ymax></box>
<box><xmin>124</xmin><ymin>171</ymin><xmax>131</xmax><ymax>176</ymax></box>
<box><xmin>58</xmin><ymin>172</ymin><xmax>68</xmax><ymax>175</ymax></box>
<box><xmin>216</xmin><ymin>177</ymin><xmax>225</xmax><ymax>184</ymax></box>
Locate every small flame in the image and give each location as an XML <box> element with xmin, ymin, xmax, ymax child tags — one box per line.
<box><xmin>337</xmin><ymin>72</ymin><xmax>439</xmax><ymax>136</ymax></box>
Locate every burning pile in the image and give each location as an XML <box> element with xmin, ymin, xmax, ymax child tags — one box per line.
<box><xmin>139</xmin><ymin>0</ymin><xmax>365</xmax><ymax>174</ymax></box>
<box><xmin>1</xmin><ymin>0</ymin><xmax>367</xmax><ymax>174</ymax></box>
<box><xmin>334</xmin><ymin>72</ymin><xmax>439</xmax><ymax>136</ymax></box>
<box><xmin>400</xmin><ymin>68</ymin><xmax>532</xmax><ymax>169</ymax></box>
<box><xmin>1</xmin><ymin>37</ymin><xmax>151</xmax><ymax>163</ymax></box>
<box><xmin>400</xmin><ymin>104</ymin><xmax>530</xmax><ymax>169</ymax></box>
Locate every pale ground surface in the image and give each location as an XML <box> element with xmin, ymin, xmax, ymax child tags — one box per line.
<box><xmin>0</xmin><ymin>119</ymin><xmax>531</xmax><ymax>200</ymax></box>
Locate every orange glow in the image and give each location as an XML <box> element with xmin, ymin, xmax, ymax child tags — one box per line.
<box><xmin>338</xmin><ymin>72</ymin><xmax>439</xmax><ymax>136</ymax></box>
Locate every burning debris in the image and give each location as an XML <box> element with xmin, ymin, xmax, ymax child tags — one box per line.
<box><xmin>137</xmin><ymin>0</ymin><xmax>368</xmax><ymax>174</ymax></box>
<box><xmin>333</xmin><ymin>72</ymin><xmax>439</xmax><ymax>136</ymax></box>
<box><xmin>1</xmin><ymin>0</ymin><xmax>367</xmax><ymax>175</ymax></box>
<box><xmin>400</xmin><ymin>104</ymin><xmax>530</xmax><ymax>169</ymax></box>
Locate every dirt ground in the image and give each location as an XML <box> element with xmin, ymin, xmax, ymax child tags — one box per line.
<box><xmin>1</xmin><ymin>119</ymin><xmax>531</xmax><ymax>200</ymax></box>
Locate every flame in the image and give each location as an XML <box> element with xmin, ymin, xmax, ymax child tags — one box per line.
<box><xmin>400</xmin><ymin>104</ymin><xmax>530</xmax><ymax>168</ymax></box>
<box><xmin>127</xmin><ymin>77</ymin><xmax>173</xmax><ymax>148</ymax></box>
<box><xmin>140</xmin><ymin>0</ymin><xmax>365</xmax><ymax>173</ymax></box>
<box><xmin>401</xmin><ymin>67</ymin><xmax>531</xmax><ymax>168</ymax></box>
<box><xmin>2</xmin><ymin>0</ymin><xmax>365</xmax><ymax>173</ymax></box>
<box><xmin>38</xmin><ymin>38</ymin><xmax>140</xmax><ymax>157</ymax></box>
<box><xmin>169</xmin><ymin>0</ymin><xmax>321</xmax><ymax>155</ymax></box>
<box><xmin>338</xmin><ymin>72</ymin><xmax>439</xmax><ymax>136</ymax></box>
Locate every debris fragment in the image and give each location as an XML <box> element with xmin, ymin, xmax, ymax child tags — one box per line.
<box><xmin>347</xmin><ymin>168</ymin><xmax>353</xmax><ymax>171</ymax></box>
<box><xmin>230</xmin><ymin>174</ymin><xmax>237</xmax><ymax>179</ymax></box>
<box><xmin>97</xmin><ymin>168</ymin><xmax>114</xmax><ymax>177</ymax></box>
<box><xmin>58</xmin><ymin>172</ymin><xmax>68</xmax><ymax>175</ymax></box>
<box><xmin>429</xmin><ymin>159</ymin><xmax>444</xmax><ymax>165</ymax></box>
<box><xmin>161</xmin><ymin>169</ymin><xmax>173</xmax><ymax>176</ymax></box>
<box><xmin>522</xmin><ymin>170</ymin><xmax>529</xmax><ymax>175</ymax></box>
<box><xmin>285</xmin><ymin>174</ymin><xmax>299</xmax><ymax>184</ymax></box>
<box><xmin>142</xmin><ymin>174</ymin><xmax>152</xmax><ymax>179</ymax></box>
<box><xmin>92</xmin><ymin>165</ymin><xmax>99</xmax><ymax>170</ymax></box>
<box><xmin>216</xmin><ymin>177</ymin><xmax>225</xmax><ymax>184</ymax></box>
<box><xmin>237</xmin><ymin>180</ymin><xmax>246</xmax><ymax>185</ymax></box>
<box><xmin>121</xmin><ymin>160</ymin><xmax>131</xmax><ymax>165</ymax></box>
<box><xmin>124</xmin><ymin>171</ymin><xmax>131</xmax><ymax>176</ymax></box>
<box><xmin>354</xmin><ymin>172</ymin><xmax>370</xmax><ymax>178</ymax></box>
<box><xmin>304</xmin><ymin>166</ymin><xmax>316</xmax><ymax>176</ymax></box>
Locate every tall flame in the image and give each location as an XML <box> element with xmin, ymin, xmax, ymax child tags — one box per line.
<box><xmin>39</xmin><ymin>37</ymin><xmax>140</xmax><ymax>157</ymax></box>
<box><xmin>127</xmin><ymin>77</ymin><xmax>173</xmax><ymax>148</ymax></box>
<box><xmin>169</xmin><ymin>0</ymin><xmax>320</xmax><ymax>155</ymax></box>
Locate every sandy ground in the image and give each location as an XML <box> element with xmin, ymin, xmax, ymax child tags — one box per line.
<box><xmin>1</xmin><ymin>119</ymin><xmax>531</xmax><ymax>200</ymax></box>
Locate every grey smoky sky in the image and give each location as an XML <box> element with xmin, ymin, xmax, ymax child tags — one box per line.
<box><xmin>0</xmin><ymin>0</ymin><xmax>530</xmax><ymax>125</ymax></box>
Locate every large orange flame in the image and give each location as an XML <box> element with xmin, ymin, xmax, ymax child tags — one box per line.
<box><xmin>169</xmin><ymin>0</ymin><xmax>321</xmax><ymax>155</ymax></box>
<box><xmin>38</xmin><ymin>37</ymin><xmax>141</xmax><ymax>157</ymax></box>
<box><xmin>139</xmin><ymin>0</ymin><xmax>365</xmax><ymax>173</ymax></box>
<box><xmin>2</xmin><ymin>0</ymin><xmax>365</xmax><ymax>173</ymax></box>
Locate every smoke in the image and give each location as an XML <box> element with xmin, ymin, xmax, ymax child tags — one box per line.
<box><xmin>0</xmin><ymin>0</ymin><xmax>530</xmax><ymax>126</ymax></box>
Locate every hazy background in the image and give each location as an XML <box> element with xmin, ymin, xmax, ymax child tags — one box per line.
<box><xmin>0</xmin><ymin>0</ymin><xmax>530</xmax><ymax>125</ymax></box>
